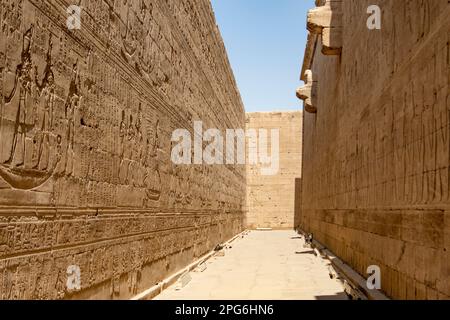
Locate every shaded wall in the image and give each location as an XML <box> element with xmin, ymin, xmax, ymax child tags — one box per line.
<box><xmin>300</xmin><ymin>0</ymin><xmax>450</xmax><ymax>299</ymax></box>
<box><xmin>246</xmin><ymin>111</ymin><xmax>302</xmax><ymax>229</ymax></box>
<box><xmin>294</xmin><ymin>178</ymin><xmax>302</xmax><ymax>230</ymax></box>
<box><xmin>0</xmin><ymin>0</ymin><xmax>245</xmax><ymax>299</ymax></box>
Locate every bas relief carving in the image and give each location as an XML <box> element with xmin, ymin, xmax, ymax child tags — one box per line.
<box><xmin>64</xmin><ymin>61</ymin><xmax>82</xmax><ymax>177</ymax></box>
<box><xmin>118</xmin><ymin>103</ymin><xmax>162</xmax><ymax>204</ymax></box>
<box><xmin>0</xmin><ymin>23</ymin><xmax>163</xmax><ymax>204</ymax></box>
<box><xmin>0</xmin><ymin>26</ymin><xmax>62</xmax><ymax>190</ymax></box>
<box><xmin>144</xmin><ymin>119</ymin><xmax>162</xmax><ymax>201</ymax></box>
<box><xmin>0</xmin><ymin>0</ymin><xmax>244</xmax><ymax>301</ymax></box>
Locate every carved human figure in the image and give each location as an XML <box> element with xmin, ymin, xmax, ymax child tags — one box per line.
<box><xmin>124</xmin><ymin>114</ymin><xmax>135</xmax><ymax>184</ymax></box>
<box><xmin>131</xmin><ymin>103</ymin><xmax>143</xmax><ymax>186</ymax></box>
<box><xmin>119</xmin><ymin>109</ymin><xmax>126</xmax><ymax>160</ymax></box>
<box><xmin>3</xmin><ymin>26</ymin><xmax>35</xmax><ymax>168</ymax></box>
<box><xmin>135</xmin><ymin>104</ymin><xmax>143</xmax><ymax>155</ymax></box>
<box><xmin>33</xmin><ymin>35</ymin><xmax>55</xmax><ymax>171</ymax></box>
<box><xmin>144</xmin><ymin>119</ymin><xmax>162</xmax><ymax>201</ymax></box>
<box><xmin>118</xmin><ymin>109</ymin><xmax>127</xmax><ymax>184</ymax></box>
<box><xmin>64</xmin><ymin>62</ymin><xmax>82</xmax><ymax>176</ymax></box>
<box><xmin>54</xmin><ymin>135</ymin><xmax>62</xmax><ymax>172</ymax></box>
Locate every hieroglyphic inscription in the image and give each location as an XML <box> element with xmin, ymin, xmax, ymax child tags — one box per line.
<box><xmin>0</xmin><ymin>0</ymin><xmax>245</xmax><ymax>300</ymax></box>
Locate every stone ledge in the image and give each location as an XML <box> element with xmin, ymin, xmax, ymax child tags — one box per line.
<box><xmin>307</xmin><ymin>0</ymin><xmax>343</xmax><ymax>56</ymax></box>
<box><xmin>296</xmin><ymin>228</ymin><xmax>390</xmax><ymax>300</ymax></box>
<box><xmin>296</xmin><ymin>70</ymin><xmax>318</xmax><ymax>114</ymax></box>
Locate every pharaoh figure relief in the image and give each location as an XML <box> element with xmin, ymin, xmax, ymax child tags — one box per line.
<box><xmin>33</xmin><ymin>34</ymin><xmax>56</xmax><ymax>172</ymax></box>
<box><xmin>0</xmin><ymin>26</ymin><xmax>61</xmax><ymax>190</ymax></box>
<box><xmin>64</xmin><ymin>61</ymin><xmax>82</xmax><ymax>177</ymax></box>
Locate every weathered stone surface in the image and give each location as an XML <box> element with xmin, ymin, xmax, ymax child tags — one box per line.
<box><xmin>296</xmin><ymin>70</ymin><xmax>317</xmax><ymax>114</ymax></box>
<box><xmin>0</xmin><ymin>0</ymin><xmax>245</xmax><ymax>299</ymax></box>
<box><xmin>246</xmin><ymin>112</ymin><xmax>302</xmax><ymax>229</ymax></box>
<box><xmin>307</xmin><ymin>0</ymin><xmax>343</xmax><ymax>55</ymax></box>
<box><xmin>298</xmin><ymin>0</ymin><xmax>450</xmax><ymax>299</ymax></box>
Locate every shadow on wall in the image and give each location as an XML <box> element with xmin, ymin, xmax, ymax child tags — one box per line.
<box><xmin>294</xmin><ymin>178</ymin><xmax>302</xmax><ymax>230</ymax></box>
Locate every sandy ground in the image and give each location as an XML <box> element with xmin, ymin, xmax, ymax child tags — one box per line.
<box><xmin>155</xmin><ymin>230</ymin><xmax>348</xmax><ymax>300</ymax></box>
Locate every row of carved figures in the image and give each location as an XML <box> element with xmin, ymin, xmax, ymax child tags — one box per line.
<box><xmin>0</xmin><ymin>25</ymin><xmax>161</xmax><ymax>199</ymax></box>
<box><xmin>0</xmin><ymin>25</ymin><xmax>82</xmax><ymax>190</ymax></box>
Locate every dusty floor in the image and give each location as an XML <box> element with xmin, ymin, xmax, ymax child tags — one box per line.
<box><xmin>155</xmin><ymin>230</ymin><xmax>348</xmax><ymax>300</ymax></box>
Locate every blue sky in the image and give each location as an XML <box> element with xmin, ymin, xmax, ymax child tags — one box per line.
<box><xmin>211</xmin><ymin>0</ymin><xmax>315</xmax><ymax>112</ymax></box>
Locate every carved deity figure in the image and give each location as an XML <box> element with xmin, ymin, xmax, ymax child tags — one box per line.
<box><xmin>130</xmin><ymin>104</ymin><xmax>143</xmax><ymax>186</ymax></box>
<box><xmin>3</xmin><ymin>26</ymin><xmax>35</xmax><ymax>168</ymax></box>
<box><xmin>124</xmin><ymin>114</ymin><xmax>135</xmax><ymax>184</ymax></box>
<box><xmin>126</xmin><ymin>114</ymin><xmax>136</xmax><ymax>153</ymax></box>
<box><xmin>134</xmin><ymin>103</ymin><xmax>143</xmax><ymax>160</ymax></box>
<box><xmin>64</xmin><ymin>62</ymin><xmax>82</xmax><ymax>176</ymax></box>
<box><xmin>33</xmin><ymin>34</ymin><xmax>55</xmax><ymax>171</ymax></box>
<box><xmin>118</xmin><ymin>109</ymin><xmax>127</xmax><ymax>184</ymax></box>
<box><xmin>0</xmin><ymin>26</ymin><xmax>63</xmax><ymax>190</ymax></box>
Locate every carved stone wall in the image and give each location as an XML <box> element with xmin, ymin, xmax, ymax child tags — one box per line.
<box><xmin>246</xmin><ymin>111</ymin><xmax>302</xmax><ymax>229</ymax></box>
<box><xmin>299</xmin><ymin>0</ymin><xmax>450</xmax><ymax>299</ymax></box>
<box><xmin>0</xmin><ymin>0</ymin><xmax>245</xmax><ymax>299</ymax></box>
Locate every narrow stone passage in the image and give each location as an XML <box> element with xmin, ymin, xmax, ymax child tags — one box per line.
<box><xmin>155</xmin><ymin>231</ymin><xmax>348</xmax><ymax>300</ymax></box>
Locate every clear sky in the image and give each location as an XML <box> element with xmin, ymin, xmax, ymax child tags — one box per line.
<box><xmin>211</xmin><ymin>0</ymin><xmax>315</xmax><ymax>112</ymax></box>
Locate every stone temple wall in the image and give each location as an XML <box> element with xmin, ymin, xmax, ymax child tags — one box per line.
<box><xmin>246</xmin><ymin>111</ymin><xmax>302</xmax><ymax>230</ymax></box>
<box><xmin>298</xmin><ymin>0</ymin><xmax>450</xmax><ymax>299</ymax></box>
<box><xmin>0</xmin><ymin>0</ymin><xmax>245</xmax><ymax>299</ymax></box>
